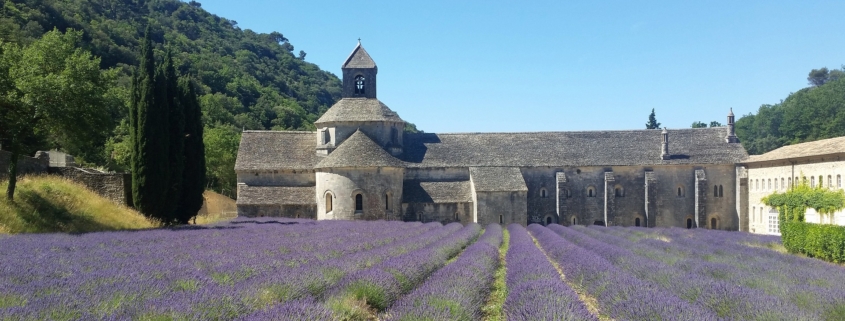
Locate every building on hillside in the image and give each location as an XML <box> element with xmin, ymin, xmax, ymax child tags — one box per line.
<box><xmin>741</xmin><ymin>136</ymin><xmax>845</xmax><ymax>235</ymax></box>
<box><xmin>234</xmin><ymin>42</ymin><xmax>749</xmax><ymax>229</ymax></box>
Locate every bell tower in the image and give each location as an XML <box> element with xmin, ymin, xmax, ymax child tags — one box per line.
<box><xmin>342</xmin><ymin>40</ymin><xmax>377</xmax><ymax>99</ymax></box>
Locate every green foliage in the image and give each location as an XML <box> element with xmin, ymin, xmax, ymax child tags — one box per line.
<box><xmin>176</xmin><ymin>77</ymin><xmax>206</xmax><ymax>223</ymax></box>
<box><xmin>691</xmin><ymin>121</ymin><xmax>707</xmax><ymax>128</ymax></box>
<box><xmin>0</xmin><ymin>28</ymin><xmax>112</xmax><ymax>200</ymax></box>
<box><xmin>0</xmin><ymin>0</ymin><xmax>343</xmax><ymax>196</ymax></box>
<box><xmin>645</xmin><ymin>108</ymin><xmax>661</xmax><ymax>129</ymax></box>
<box><xmin>737</xmin><ymin>67</ymin><xmax>845</xmax><ymax>155</ymax></box>
<box><xmin>763</xmin><ymin>181</ymin><xmax>845</xmax><ymax>263</ymax></box>
<box><xmin>203</xmin><ymin>125</ymin><xmax>240</xmax><ymax>198</ymax></box>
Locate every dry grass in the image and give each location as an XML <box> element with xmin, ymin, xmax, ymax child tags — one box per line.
<box><xmin>194</xmin><ymin>190</ymin><xmax>237</xmax><ymax>224</ymax></box>
<box><xmin>0</xmin><ymin>175</ymin><xmax>156</xmax><ymax>234</ymax></box>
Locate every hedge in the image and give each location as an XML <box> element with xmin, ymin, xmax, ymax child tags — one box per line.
<box><xmin>781</xmin><ymin>221</ymin><xmax>845</xmax><ymax>263</ymax></box>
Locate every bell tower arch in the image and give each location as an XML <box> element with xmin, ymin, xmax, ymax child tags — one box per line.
<box><xmin>341</xmin><ymin>40</ymin><xmax>377</xmax><ymax>99</ymax></box>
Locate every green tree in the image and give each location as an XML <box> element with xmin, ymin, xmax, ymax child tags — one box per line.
<box><xmin>176</xmin><ymin>77</ymin><xmax>206</xmax><ymax>224</ymax></box>
<box><xmin>808</xmin><ymin>67</ymin><xmax>830</xmax><ymax>87</ymax></box>
<box><xmin>0</xmin><ymin>28</ymin><xmax>111</xmax><ymax>200</ymax></box>
<box><xmin>130</xmin><ymin>27</ymin><xmax>171</xmax><ymax>222</ymax></box>
<box><xmin>645</xmin><ymin>108</ymin><xmax>661</xmax><ymax>129</ymax></box>
<box><xmin>160</xmin><ymin>50</ymin><xmax>184</xmax><ymax>224</ymax></box>
<box><xmin>691</xmin><ymin>121</ymin><xmax>707</xmax><ymax>128</ymax></box>
<box><xmin>204</xmin><ymin>125</ymin><xmax>240</xmax><ymax>198</ymax></box>
<box><xmin>709</xmin><ymin>121</ymin><xmax>722</xmax><ymax>127</ymax></box>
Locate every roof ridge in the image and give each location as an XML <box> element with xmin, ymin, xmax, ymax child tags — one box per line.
<box><xmin>414</xmin><ymin>128</ymin><xmax>723</xmax><ymax>135</ymax></box>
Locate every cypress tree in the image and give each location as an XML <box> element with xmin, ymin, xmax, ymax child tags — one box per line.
<box><xmin>131</xmin><ymin>26</ymin><xmax>170</xmax><ymax>223</ymax></box>
<box><xmin>161</xmin><ymin>50</ymin><xmax>184</xmax><ymax>224</ymax></box>
<box><xmin>176</xmin><ymin>77</ymin><xmax>206</xmax><ymax>224</ymax></box>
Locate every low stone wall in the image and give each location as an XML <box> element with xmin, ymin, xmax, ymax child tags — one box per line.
<box><xmin>0</xmin><ymin>150</ymin><xmax>49</xmax><ymax>179</ymax></box>
<box><xmin>237</xmin><ymin>204</ymin><xmax>317</xmax><ymax>219</ymax></box>
<box><xmin>48</xmin><ymin>167</ymin><xmax>132</xmax><ymax>206</ymax></box>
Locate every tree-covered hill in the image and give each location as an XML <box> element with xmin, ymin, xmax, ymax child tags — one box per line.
<box><xmin>0</xmin><ymin>0</ymin><xmax>343</xmax><ymax>197</ymax></box>
<box><xmin>736</xmin><ymin>67</ymin><xmax>845</xmax><ymax>155</ymax></box>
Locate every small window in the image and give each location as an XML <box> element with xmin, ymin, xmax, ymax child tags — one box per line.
<box><xmin>385</xmin><ymin>193</ymin><xmax>389</xmax><ymax>210</ymax></box>
<box><xmin>677</xmin><ymin>186</ymin><xmax>685</xmax><ymax>197</ymax></box>
<box><xmin>686</xmin><ymin>218</ymin><xmax>693</xmax><ymax>229</ymax></box>
<box><xmin>718</xmin><ymin>185</ymin><xmax>723</xmax><ymax>198</ymax></box>
<box><xmin>755</xmin><ymin>179</ymin><xmax>759</xmax><ymax>190</ymax></box>
<box><xmin>768</xmin><ymin>210</ymin><xmax>780</xmax><ymax>234</ymax></box>
<box><xmin>614</xmin><ymin>186</ymin><xmax>624</xmax><ymax>197</ymax></box>
<box><xmin>355</xmin><ymin>194</ymin><xmax>363</xmax><ymax>212</ymax></box>
<box><xmin>768</xmin><ymin>179</ymin><xmax>771</xmax><ymax>190</ymax></box>
<box><xmin>455</xmin><ymin>212</ymin><xmax>460</xmax><ymax>222</ymax></box>
<box><xmin>711</xmin><ymin>217</ymin><xmax>718</xmax><ymax>229</ymax></box>
<box><xmin>499</xmin><ymin>215</ymin><xmax>503</xmax><ymax>224</ymax></box>
<box><xmin>775</xmin><ymin>179</ymin><xmax>779</xmax><ymax>190</ymax></box>
<box><xmin>811</xmin><ymin>176</ymin><xmax>815</xmax><ymax>188</ymax></box>
<box><xmin>752</xmin><ymin>206</ymin><xmax>756</xmax><ymax>223</ymax></box>
<box><xmin>571</xmin><ymin>216</ymin><xmax>577</xmax><ymax>225</ymax></box>
<box><xmin>714</xmin><ymin>185</ymin><xmax>718</xmax><ymax>197</ymax></box>
<box><xmin>828</xmin><ymin>175</ymin><xmax>833</xmax><ymax>188</ymax></box>
<box><xmin>788</xmin><ymin>177</ymin><xmax>792</xmax><ymax>188</ymax></box>
<box><xmin>587</xmin><ymin>187</ymin><xmax>596</xmax><ymax>197</ymax></box>
<box><xmin>354</xmin><ymin>75</ymin><xmax>365</xmax><ymax>94</ymax></box>
<box><xmin>819</xmin><ymin>176</ymin><xmax>823</xmax><ymax>188</ymax></box>
<box><xmin>391</xmin><ymin>127</ymin><xmax>399</xmax><ymax>145</ymax></box>
<box><xmin>546</xmin><ymin>216</ymin><xmax>553</xmax><ymax>225</ymax></box>
<box><xmin>323</xmin><ymin>130</ymin><xmax>331</xmax><ymax>145</ymax></box>
<box><xmin>838</xmin><ymin>175</ymin><xmax>842</xmax><ymax>188</ymax></box>
<box><xmin>540</xmin><ymin>188</ymin><xmax>547</xmax><ymax>198</ymax></box>
<box><xmin>759</xmin><ymin>208</ymin><xmax>762</xmax><ymax>224</ymax></box>
<box><xmin>781</xmin><ymin>178</ymin><xmax>784</xmax><ymax>190</ymax></box>
<box><xmin>635</xmin><ymin>217</ymin><xmax>641</xmax><ymax>227</ymax></box>
<box><xmin>326</xmin><ymin>192</ymin><xmax>333</xmax><ymax>213</ymax></box>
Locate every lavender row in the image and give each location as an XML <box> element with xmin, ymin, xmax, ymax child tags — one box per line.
<box><xmin>583</xmin><ymin>225</ymin><xmax>845</xmax><ymax>318</ymax></box>
<box><xmin>324</xmin><ymin>223</ymin><xmax>482</xmax><ymax>312</ymax></box>
<box><xmin>0</xmin><ymin>219</ymin><xmax>445</xmax><ymax>320</ymax></box>
<box><xmin>528</xmin><ymin>224</ymin><xmax>719</xmax><ymax>321</ymax></box>
<box><xmin>383</xmin><ymin>224</ymin><xmax>503</xmax><ymax>321</ymax></box>
<box><xmin>555</xmin><ymin>224</ymin><xmax>814</xmax><ymax>320</ymax></box>
<box><xmin>504</xmin><ymin>224</ymin><xmax>596</xmax><ymax>321</ymax></box>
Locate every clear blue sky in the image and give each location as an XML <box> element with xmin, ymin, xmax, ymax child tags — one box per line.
<box><xmin>197</xmin><ymin>0</ymin><xmax>845</xmax><ymax>133</ymax></box>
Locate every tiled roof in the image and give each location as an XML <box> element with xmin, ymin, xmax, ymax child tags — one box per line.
<box><xmin>236</xmin><ymin>185</ymin><xmax>315</xmax><ymax>205</ymax></box>
<box><xmin>400</xmin><ymin>128</ymin><xmax>748</xmax><ymax>167</ymax></box>
<box><xmin>315</xmin><ymin>98</ymin><xmax>404</xmax><ymax>124</ymax></box>
<box><xmin>315</xmin><ymin>130</ymin><xmax>404</xmax><ymax>169</ymax></box>
<box><xmin>235</xmin><ymin>131</ymin><xmax>319</xmax><ymax>171</ymax></box>
<box><xmin>402</xmin><ymin>180</ymin><xmax>472</xmax><ymax>203</ymax></box>
<box><xmin>744</xmin><ymin>136</ymin><xmax>845</xmax><ymax>163</ymax></box>
<box><xmin>470</xmin><ymin>167</ymin><xmax>528</xmax><ymax>192</ymax></box>
<box><xmin>342</xmin><ymin>43</ymin><xmax>376</xmax><ymax>69</ymax></box>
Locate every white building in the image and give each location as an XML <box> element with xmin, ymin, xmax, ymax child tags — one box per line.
<box><xmin>742</xmin><ymin>136</ymin><xmax>845</xmax><ymax>235</ymax></box>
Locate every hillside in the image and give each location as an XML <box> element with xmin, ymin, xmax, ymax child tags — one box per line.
<box><xmin>0</xmin><ymin>175</ymin><xmax>156</xmax><ymax>234</ymax></box>
<box><xmin>0</xmin><ymin>0</ymin><xmax>343</xmax><ymax>197</ymax></box>
<box><xmin>736</xmin><ymin>73</ymin><xmax>845</xmax><ymax>155</ymax></box>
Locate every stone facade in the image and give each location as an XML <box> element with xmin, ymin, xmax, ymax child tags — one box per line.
<box><xmin>0</xmin><ymin>150</ymin><xmax>49</xmax><ymax>179</ymax></box>
<box><xmin>234</xmin><ymin>42</ymin><xmax>750</xmax><ymax>229</ymax></box>
<box><xmin>741</xmin><ymin>136</ymin><xmax>845</xmax><ymax>235</ymax></box>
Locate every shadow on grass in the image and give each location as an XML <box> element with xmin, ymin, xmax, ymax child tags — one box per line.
<box><xmin>12</xmin><ymin>190</ymin><xmax>114</xmax><ymax>234</ymax></box>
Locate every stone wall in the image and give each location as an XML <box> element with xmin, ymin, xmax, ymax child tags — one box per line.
<box><xmin>49</xmin><ymin>167</ymin><xmax>132</xmax><ymax>206</ymax></box>
<box><xmin>238</xmin><ymin>204</ymin><xmax>317</xmax><ymax>219</ymax></box>
<box><xmin>0</xmin><ymin>150</ymin><xmax>49</xmax><ymax>179</ymax></box>
<box><xmin>316</xmin><ymin>167</ymin><xmax>404</xmax><ymax>221</ymax></box>
<box><xmin>474</xmin><ymin>190</ymin><xmax>528</xmax><ymax>226</ymax></box>
<box><xmin>402</xmin><ymin>202</ymin><xmax>473</xmax><ymax>224</ymax></box>
<box><xmin>237</xmin><ymin>169</ymin><xmax>315</xmax><ymax>186</ymax></box>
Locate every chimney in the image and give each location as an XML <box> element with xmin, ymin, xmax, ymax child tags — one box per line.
<box><xmin>661</xmin><ymin>127</ymin><xmax>670</xmax><ymax>160</ymax></box>
<box><xmin>725</xmin><ymin>108</ymin><xmax>739</xmax><ymax>143</ymax></box>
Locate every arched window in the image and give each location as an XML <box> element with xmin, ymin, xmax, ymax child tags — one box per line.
<box><xmin>768</xmin><ymin>179</ymin><xmax>771</xmax><ymax>190</ymax></box>
<box><xmin>323</xmin><ymin>130</ymin><xmax>331</xmax><ymax>145</ymax></box>
<box><xmin>755</xmin><ymin>179</ymin><xmax>759</xmax><ymax>190</ymax></box>
<box><xmin>540</xmin><ymin>188</ymin><xmax>547</xmax><ymax>198</ymax></box>
<box><xmin>811</xmin><ymin>176</ymin><xmax>815</xmax><ymax>188</ymax></box>
<box><xmin>828</xmin><ymin>175</ymin><xmax>833</xmax><ymax>188</ymax></box>
<box><xmin>718</xmin><ymin>185</ymin><xmax>723</xmax><ymax>198</ymax></box>
<box><xmin>325</xmin><ymin>192</ymin><xmax>333</xmax><ymax>213</ymax></box>
<box><xmin>455</xmin><ymin>212</ymin><xmax>460</xmax><ymax>222</ymax></box>
<box><xmin>759</xmin><ymin>208</ymin><xmax>762</xmax><ymax>224</ymax></box>
<box><xmin>781</xmin><ymin>178</ymin><xmax>784</xmax><ymax>190</ymax></box>
<box><xmin>546</xmin><ymin>216</ymin><xmax>553</xmax><ymax>225</ymax></box>
<box><xmin>587</xmin><ymin>187</ymin><xmax>595</xmax><ymax>197</ymax></box>
<box><xmin>354</xmin><ymin>75</ymin><xmax>365</xmax><ymax>94</ymax></box>
<box><xmin>788</xmin><ymin>177</ymin><xmax>792</xmax><ymax>188</ymax></box>
<box><xmin>635</xmin><ymin>217</ymin><xmax>641</xmax><ymax>227</ymax></box>
<box><xmin>752</xmin><ymin>206</ymin><xmax>756</xmax><ymax>222</ymax></box>
<box><xmin>499</xmin><ymin>215</ymin><xmax>504</xmax><ymax>224</ymax></box>
<box><xmin>711</xmin><ymin>217</ymin><xmax>718</xmax><ymax>229</ymax></box>
<box><xmin>839</xmin><ymin>175</ymin><xmax>842</xmax><ymax>188</ymax></box>
<box><xmin>819</xmin><ymin>176</ymin><xmax>824</xmax><ymax>188</ymax></box>
<box><xmin>686</xmin><ymin>218</ymin><xmax>693</xmax><ymax>229</ymax></box>
<box><xmin>571</xmin><ymin>216</ymin><xmax>577</xmax><ymax>225</ymax></box>
<box><xmin>615</xmin><ymin>186</ymin><xmax>624</xmax><ymax>197</ymax></box>
<box><xmin>775</xmin><ymin>179</ymin><xmax>779</xmax><ymax>190</ymax></box>
<box><xmin>355</xmin><ymin>194</ymin><xmax>363</xmax><ymax>212</ymax></box>
<box><xmin>677</xmin><ymin>186</ymin><xmax>685</xmax><ymax>197</ymax></box>
<box><xmin>714</xmin><ymin>185</ymin><xmax>718</xmax><ymax>197</ymax></box>
<box><xmin>385</xmin><ymin>193</ymin><xmax>390</xmax><ymax>210</ymax></box>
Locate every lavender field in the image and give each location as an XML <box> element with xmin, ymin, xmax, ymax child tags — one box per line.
<box><xmin>1</xmin><ymin>218</ymin><xmax>844</xmax><ymax>321</ymax></box>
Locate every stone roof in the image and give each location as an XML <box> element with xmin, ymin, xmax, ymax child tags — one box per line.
<box><xmin>401</xmin><ymin>128</ymin><xmax>748</xmax><ymax>167</ymax></box>
<box><xmin>315</xmin><ymin>130</ymin><xmax>404</xmax><ymax>169</ymax></box>
<box><xmin>470</xmin><ymin>167</ymin><xmax>528</xmax><ymax>192</ymax></box>
<box><xmin>236</xmin><ymin>185</ymin><xmax>315</xmax><ymax>205</ymax></box>
<box><xmin>402</xmin><ymin>180</ymin><xmax>472</xmax><ymax>203</ymax></box>
<box><xmin>744</xmin><ymin>136</ymin><xmax>845</xmax><ymax>163</ymax></box>
<box><xmin>342</xmin><ymin>43</ymin><xmax>376</xmax><ymax>69</ymax></box>
<box><xmin>235</xmin><ymin>131</ymin><xmax>319</xmax><ymax>171</ymax></box>
<box><xmin>315</xmin><ymin>98</ymin><xmax>404</xmax><ymax>124</ymax></box>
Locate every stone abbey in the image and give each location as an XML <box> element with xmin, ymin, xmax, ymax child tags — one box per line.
<box><xmin>235</xmin><ymin>42</ymin><xmax>783</xmax><ymax>230</ymax></box>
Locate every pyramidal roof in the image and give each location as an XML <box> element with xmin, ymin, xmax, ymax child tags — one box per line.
<box><xmin>315</xmin><ymin>130</ymin><xmax>404</xmax><ymax>169</ymax></box>
<box><xmin>342</xmin><ymin>42</ymin><xmax>376</xmax><ymax>69</ymax></box>
<box><xmin>315</xmin><ymin>98</ymin><xmax>403</xmax><ymax>124</ymax></box>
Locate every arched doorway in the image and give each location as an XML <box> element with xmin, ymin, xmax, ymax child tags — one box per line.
<box><xmin>546</xmin><ymin>216</ymin><xmax>553</xmax><ymax>225</ymax></box>
<box><xmin>635</xmin><ymin>217</ymin><xmax>641</xmax><ymax>227</ymax></box>
<box><xmin>686</xmin><ymin>218</ymin><xmax>693</xmax><ymax>229</ymax></box>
